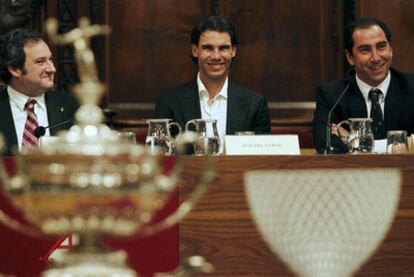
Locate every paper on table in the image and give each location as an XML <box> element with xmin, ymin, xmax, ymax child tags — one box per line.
<box><xmin>373</xmin><ymin>139</ymin><xmax>387</xmax><ymax>153</ymax></box>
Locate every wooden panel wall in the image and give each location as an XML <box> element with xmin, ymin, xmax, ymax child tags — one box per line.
<box><xmin>104</xmin><ymin>0</ymin><xmax>342</xmax><ymax>123</ymax></box>
<box><xmin>106</xmin><ymin>0</ymin><xmax>212</xmax><ymax>118</ymax></box>
<box><xmin>357</xmin><ymin>0</ymin><xmax>414</xmax><ymax>72</ymax></box>
<box><xmin>37</xmin><ymin>0</ymin><xmax>414</xmax><ymax>127</ymax></box>
<box><xmin>221</xmin><ymin>0</ymin><xmax>338</xmax><ymax>100</ymax></box>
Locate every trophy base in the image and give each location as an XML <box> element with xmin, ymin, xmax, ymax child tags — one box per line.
<box><xmin>42</xmin><ymin>249</ymin><xmax>137</xmax><ymax>277</ymax></box>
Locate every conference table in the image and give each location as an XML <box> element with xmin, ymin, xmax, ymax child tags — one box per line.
<box><xmin>178</xmin><ymin>153</ymin><xmax>414</xmax><ymax>276</ymax></box>
<box><xmin>1</xmin><ymin>153</ymin><xmax>414</xmax><ymax>276</ymax></box>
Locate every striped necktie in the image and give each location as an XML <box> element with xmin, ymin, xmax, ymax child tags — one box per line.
<box><xmin>22</xmin><ymin>99</ymin><xmax>39</xmax><ymax>147</ymax></box>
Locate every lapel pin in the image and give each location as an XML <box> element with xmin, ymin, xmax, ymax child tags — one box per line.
<box><xmin>60</xmin><ymin>107</ymin><xmax>64</xmax><ymax>112</ymax></box>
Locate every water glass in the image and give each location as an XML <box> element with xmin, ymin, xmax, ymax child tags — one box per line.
<box><xmin>387</xmin><ymin>130</ymin><xmax>408</xmax><ymax>154</ymax></box>
<box><xmin>118</xmin><ymin>131</ymin><xmax>137</xmax><ymax>144</ymax></box>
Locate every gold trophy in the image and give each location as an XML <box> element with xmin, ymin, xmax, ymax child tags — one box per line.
<box><xmin>0</xmin><ymin>18</ymin><xmax>214</xmax><ymax>277</ymax></box>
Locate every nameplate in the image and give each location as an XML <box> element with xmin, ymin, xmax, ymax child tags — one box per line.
<box><xmin>224</xmin><ymin>135</ymin><xmax>300</xmax><ymax>155</ymax></box>
<box><xmin>374</xmin><ymin>139</ymin><xmax>387</xmax><ymax>153</ymax></box>
<box><xmin>38</xmin><ymin>136</ymin><xmax>61</xmax><ymax>149</ymax></box>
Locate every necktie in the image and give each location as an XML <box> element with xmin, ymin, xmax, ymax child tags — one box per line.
<box><xmin>22</xmin><ymin>99</ymin><xmax>39</xmax><ymax>147</ymax></box>
<box><xmin>368</xmin><ymin>89</ymin><xmax>386</xmax><ymax>139</ymax></box>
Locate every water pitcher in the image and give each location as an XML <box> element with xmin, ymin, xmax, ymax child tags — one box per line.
<box><xmin>185</xmin><ymin>119</ymin><xmax>220</xmax><ymax>155</ymax></box>
<box><xmin>337</xmin><ymin>118</ymin><xmax>374</xmax><ymax>153</ymax></box>
<box><xmin>145</xmin><ymin>119</ymin><xmax>181</xmax><ymax>155</ymax></box>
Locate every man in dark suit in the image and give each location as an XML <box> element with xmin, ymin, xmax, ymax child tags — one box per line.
<box><xmin>154</xmin><ymin>16</ymin><xmax>271</xmax><ymax>146</ymax></box>
<box><xmin>0</xmin><ymin>29</ymin><xmax>78</xmax><ymax>156</ymax></box>
<box><xmin>313</xmin><ymin>17</ymin><xmax>414</xmax><ymax>153</ymax></box>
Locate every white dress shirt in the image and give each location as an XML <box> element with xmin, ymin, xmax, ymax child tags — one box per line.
<box><xmin>7</xmin><ymin>85</ymin><xmax>50</xmax><ymax>150</ymax></box>
<box><xmin>355</xmin><ymin>71</ymin><xmax>391</xmax><ymax>116</ymax></box>
<box><xmin>197</xmin><ymin>73</ymin><xmax>228</xmax><ymax>153</ymax></box>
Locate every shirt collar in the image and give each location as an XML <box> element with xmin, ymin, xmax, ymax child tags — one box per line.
<box><xmin>356</xmin><ymin>70</ymin><xmax>391</xmax><ymax>102</ymax></box>
<box><xmin>7</xmin><ymin>85</ymin><xmax>47</xmax><ymax>112</ymax></box>
<box><xmin>197</xmin><ymin>72</ymin><xmax>228</xmax><ymax>100</ymax></box>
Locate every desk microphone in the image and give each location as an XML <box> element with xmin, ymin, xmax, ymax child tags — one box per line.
<box><xmin>323</xmin><ymin>77</ymin><xmax>353</xmax><ymax>154</ymax></box>
<box><xmin>34</xmin><ymin>120</ymin><xmax>73</xmax><ymax>138</ymax></box>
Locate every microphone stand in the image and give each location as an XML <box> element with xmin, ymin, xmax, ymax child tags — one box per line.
<box><xmin>323</xmin><ymin>82</ymin><xmax>350</xmax><ymax>155</ymax></box>
<box><xmin>34</xmin><ymin>120</ymin><xmax>73</xmax><ymax>138</ymax></box>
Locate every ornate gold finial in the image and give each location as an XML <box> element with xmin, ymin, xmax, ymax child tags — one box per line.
<box><xmin>45</xmin><ymin>17</ymin><xmax>110</xmax><ymax>84</ymax></box>
<box><xmin>45</xmin><ymin>17</ymin><xmax>111</xmax><ymax>125</ymax></box>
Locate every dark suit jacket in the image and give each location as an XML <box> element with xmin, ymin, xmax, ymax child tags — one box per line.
<box><xmin>0</xmin><ymin>87</ymin><xmax>79</xmax><ymax>156</ymax></box>
<box><xmin>313</xmin><ymin>68</ymin><xmax>414</xmax><ymax>153</ymax></box>
<box><xmin>154</xmin><ymin>79</ymin><xmax>271</xmax><ymax>135</ymax></box>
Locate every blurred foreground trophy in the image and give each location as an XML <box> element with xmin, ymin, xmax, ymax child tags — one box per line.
<box><xmin>244</xmin><ymin>169</ymin><xmax>401</xmax><ymax>277</ymax></box>
<box><xmin>0</xmin><ymin>18</ymin><xmax>214</xmax><ymax>276</ymax></box>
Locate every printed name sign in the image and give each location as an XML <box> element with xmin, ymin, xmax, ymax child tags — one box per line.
<box><xmin>38</xmin><ymin>136</ymin><xmax>61</xmax><ymax>148</ymax></box>
<box><xmin>224</xmin><ymin>135</ymin><xmax>300</xmax><ymax>155</ymax></box>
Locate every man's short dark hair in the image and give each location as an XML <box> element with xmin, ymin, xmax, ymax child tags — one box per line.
<box><xmin>190</xmin><ymin>15</ymin><xmax>238</xmax><ymax>64</ymax></box>
<box><xmin>0</xmin><ymin>28</ymin><xmax>46</xmax><ymax>83</ymax></box>
<box><xmin>344</xmin><ymin>16</ymin><xmax>392</xmax><ymax>54</ymax></box>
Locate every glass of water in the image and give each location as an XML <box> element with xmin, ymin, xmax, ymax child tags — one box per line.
<box><xmin>387</xmin><ymin>130</ymin><xmax>408</xmax><ymax>154</ymax></box>
<box><xmin>118</xmin><ymin>131</ymin><xmax>137</xmax><ymax>144</ymax></box>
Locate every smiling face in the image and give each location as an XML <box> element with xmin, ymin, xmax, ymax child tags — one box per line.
<box><xmin>346</xmin><ymin>24</ymin><xmax>393</xmax><ymax>87</ymax></box>
<box><xmin>8</xmin><ymin>40</ymin><xmax>56</xmax><ymax>97</ymax></box>
<box><xmin>191</xmin><ymin>30</ymin><xmax>236</xmax><ymax>84</ymax></box>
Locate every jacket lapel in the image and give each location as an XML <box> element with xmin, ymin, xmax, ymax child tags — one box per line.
<box><xmin>178</xmin><ymin>80</ymin><xmax>201</xmax><ymax>126</ymax></box>
<box><xmin>384</xmin><ymin>76</ymin><xmax>403</xmax><ymax>131</ymax></box>
<box><xmin>226</xmin><ymin>82</ymin><xmax>248</xmax><ymax>134</ymax></box>
<box><xmin>45</xmin><ymin>91</ymin><xmax>66</xmax><ymax>135</ymax></box>
<box><xmin>0</xmin><ymin>88</ymin><xmax>18</xmax><ymax>154</ymax></box>
<box><xmin>345</xmin><ymin>84</ymin><xmax>368</xmax><ymax>118</ymax></box>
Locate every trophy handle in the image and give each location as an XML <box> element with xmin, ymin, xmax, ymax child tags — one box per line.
<box><xmin>0</xmin><ymin>208</ymin><xmax>46</xmax><ymax>238</ymax></box>
<box><xmin>141</xmin><ymin>131</ymin><xmax>214</xmax><ymax>236</ymax></box>
<box><xmin>0</xmin><ymin>135</ymin><xmax>46</xmax><ymax>238</ymax></box>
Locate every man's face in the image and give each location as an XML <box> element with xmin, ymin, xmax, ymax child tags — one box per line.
<box><xmin>192</xmin><ymin>30</ymin><xmax>236</xmax><ymax>83</ymax></box>
<box><xmin>346</xmin><ymin>24</ymin><xmax>393</xmax><ymax>87</ymax></box>
<box><xmin>10</xmin><ymin>40</ymin><xmax>55</xmax><ymax>97</ymax></box>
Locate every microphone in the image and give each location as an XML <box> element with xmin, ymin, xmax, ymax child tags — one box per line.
<box><xmin>323</xmin><ymin>76</ymin><xmax>353</xmax><ymax>154</ymax></box>
<box><xmin>34</xmin><ymin>120</ymin><xmax>72</xmax><ymax>138</ymax></box>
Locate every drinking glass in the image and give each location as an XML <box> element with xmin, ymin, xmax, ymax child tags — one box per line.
<box><xmin>118</xmin><ymin>131</ymin><xmax>137</xmax><ymax>144</ymax></box>
<box><xmin>387</xmin><ymin>130</ymin><xmax>408</xmax><ymax>154</ymax></box>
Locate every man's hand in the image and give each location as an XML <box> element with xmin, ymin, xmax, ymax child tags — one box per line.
<box><xmin>331</xmin><ymin>124</ymin><xmax>349</xmax><ymax>137</ymax></box>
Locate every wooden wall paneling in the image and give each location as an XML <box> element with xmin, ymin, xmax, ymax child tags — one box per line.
<box><xmin>220</xmin><ymin>0</ymin><xmax>344</xmax><ymax>122</ymax></box>
<box><xmin>356</xmin><ymin>0</ymin><xmax>414</xmax><ymax>72</ymax></box>
<box><xmin>0</xmin><ymin>0</ymin><xmax>41</xmax><ymax>33</ymax></box>
<box><xmin>42</xmin><ymin>0</ymin><xmax>106</xmax><ymax>95</ymax></box>
<box><xmin>104</xmin><ymin>0</ymin><xmax>347</xmax><ymax>127</ymax></box>
<box><xmin>106</xmin><ymin>0</ymin><xmax>212</xmax><ymax>119</ymax></box>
